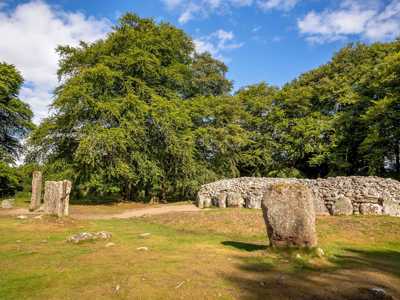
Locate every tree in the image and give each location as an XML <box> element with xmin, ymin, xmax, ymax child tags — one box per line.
<box><xmin>360</xmin><ymin>47</ymin><xmax>400</xmax><ymax>176</ymax></box>
<box><xmin>0</xmin><ymin>62</ymin><xmax>33</xmax><ymax>197</ymax></box>
<box><xmin>0</xmin><ymin>62</ymin><xmax>34</xmax><ymax>163</ymax></box>
<box><xmin>28</xmin><ymin>13</ymin><xmax>231</xmax><ymax>200</ymax></box>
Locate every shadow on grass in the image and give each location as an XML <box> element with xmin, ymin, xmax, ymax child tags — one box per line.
<box><xmin>70</xmin><ymin>195</ymin><xmax>123</xmax><ymax>205</ymax></box>
<box><xmin>222</xmin><ymin>241</ymin><xmax>268</xmax><ymax>252</ymax></box>
<box><xmin>222</xmin><ymin>244</ymin><xmax>400</xmax><ymax>300</ymax></box>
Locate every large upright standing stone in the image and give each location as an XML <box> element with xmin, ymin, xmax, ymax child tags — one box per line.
<box><xmin>29</xmin><ymin>171</ymin><xmax>43</xmax><ymax>211</ymax></box>
<box><xmin>262</xmin><ymin>183</ymin><xmax>317</xmax><ymax>248</ymax></box>
<box><xmin>44</xmin><ymin>180</ymin><xmax>72</xmax><ymax>217</ymax></box>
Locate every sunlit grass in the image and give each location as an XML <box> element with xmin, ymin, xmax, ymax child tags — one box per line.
<box><xmin>1</xmin><ymin>209</ymin><xmax>400</xmax><ymax>299</ymax></box>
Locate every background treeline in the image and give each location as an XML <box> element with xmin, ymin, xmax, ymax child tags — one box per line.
<box><xmin>1</xmin><ymin>13</ymin><xmax>400</xmax><ymax>201</ymax></box>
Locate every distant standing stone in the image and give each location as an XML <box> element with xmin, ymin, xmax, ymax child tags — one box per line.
<box><xmin>217</xmin><ymin>193</ymin><xmax>227</xmax><ymax>208</ymax></box>
<box><xmin>262</xmin><ymin>183</ymin><xmax>317</xmax><ymax>248</ymax></box>
<box><xmin>1</xmin><ymin>199</ymin><xmax>14</xmax><ymax>209</ymax></box>
<box><xmin>197</xmin><ymin>194</ymin><xmax>211</xmax><ymax>209</ymax></box>
<box><xmin>44</xmin><ymin>180</ymin><xmax>72</xmax><ymax>217</ymax></box>
<box><xmin>30</xmin><ymin>171</ymin><xmax>43</xmax><ymax>211</ymax></box>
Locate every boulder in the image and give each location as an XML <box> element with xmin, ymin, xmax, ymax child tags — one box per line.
<box><xmin>1</xmin><ymin>199</ymin><xmax>14</xmax><ymax>209</ymax></box>
<box><xmin>262</xmin><ymin>183</ymin><xmax>317</xmax><ymax>248</ymax></box>
<box><xmin>359</xmin><ymin>203</ymin><xmax>382</xmax><ymax>215</ymax></box>
<box><xmin>226</xmin><ymin>192</ymin><xmax>244</xmax><ymax>208</ymax></box>
<box><xmin>245</xmin><ymin>197</ymin><xmax>261</xmax><ymax>209</ymax></box>
<box><xmin>67</xmin><ymin>231</ymin><xmax>112</xmax><ymax>244</ymax></box>
<box><xmin>382</xmin><ymin>198</ymin><xmax>400</xmax><ymax>217</ymax></box>
<box><xmin>217</xmin><ymin>192</ymin><xmax>227</xmax><ymax>208</ymax></box>
<box><xmin>332</xmin><ymin>197</ymin><xmax>353</xmax><ymax>215</ymax></box>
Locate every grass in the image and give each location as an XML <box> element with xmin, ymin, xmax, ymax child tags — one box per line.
<box><xmin>0</xmin><ymin>208</ymin><xmax>400</xmax><ymax>299</ymax></box>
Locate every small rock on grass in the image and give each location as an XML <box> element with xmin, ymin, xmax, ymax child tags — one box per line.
<box><xmin>67</xmin><ymin>231</ymin><xmax>112</xmax><ymax>244</ymax></box>
<box><xmin>137</xmin><ymin>246</ymin><xmax>149</xmax><ymax>251</ymax></box>
<box><xmin>105</xmin><ymin>242</ymin><xmax>115</xmax><ymax>248</ymax></box>
<box><xmin>16</xmin><ymin>215</ymin><xmax>28</xmax><ymax>219</ymax></box>
<box><xmin>1</xmin><ymin>199</ymin><xmax>14</xmax><ymax>209</ymax></box>
<box><xmin>315</xmin><ymin>247</ymin><xmax>325</xmax><ymax>257</ymax></box>
<box><xmin>366</xmin><ymin>287</ymin><xmax>393</xmax><ymax>300</ymax></box>
<box><xmin>139</xmin><ymin>233</ymin><xmax>151</xmax><ymax>237</ymax></box>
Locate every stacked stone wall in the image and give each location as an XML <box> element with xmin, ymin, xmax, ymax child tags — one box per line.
<box><xmin>197</xmin><ymin>176</ymin><xmax>400</xmax><ymax>216</ymax></box>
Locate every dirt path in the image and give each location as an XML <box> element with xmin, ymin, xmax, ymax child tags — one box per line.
<box><xmin>0</xmin><ymin>204</ymin><xmax>201</xmax><ymax>220</ymax></box>
<box><xmin>73</xmin><ymin>204</ymin><xmax>201</xmax><ymax>219</ymax></box>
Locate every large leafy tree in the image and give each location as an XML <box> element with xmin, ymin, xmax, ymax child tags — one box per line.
<box><xmin>0</xmin><ymin>63</ymin><xmax>34</xmax><ymax>163</ymax></box>
<box><xmin>28</xmin><ymin>13</ymin><xmax>231</xmax><ymax>200</ymax></box>
<box><xmin>0</xmin><ymin>62</ymin><xmax>33</xmax><ymax>197</ymax></box>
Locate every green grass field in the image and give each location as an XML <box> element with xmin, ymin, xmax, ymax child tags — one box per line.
<box><xmin>1</xmin><ymin>208</ymin><xmax>400</xmax><ymax>299</ymax></box>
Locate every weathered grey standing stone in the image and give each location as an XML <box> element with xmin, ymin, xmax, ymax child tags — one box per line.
<box><xmin>29</xmin><ymin>171</ymin><xmax>42</xmax><ymax>211</ymax></box>
<box><xmin>44</xmin><ymin>180</ymin><xmax>72</xmax><ymax>217</ymax></box>
<box><xmin>197</xmin><ymin>194</ymin><xmax>212</xmax><ymax>208</ymax></box>
<box><xmin>332</xmin><ymin>197</ymin><xmax>353</xmax><ymax>216</ymax></box>
<box><xmin>1</xmin><ymin>199</ymin><xmax>14</xmax><ymax>209</ymax></box>
<box><xmin>217</xmin><ymin>193</ymin><xmax>227</xmax><ymax>208</ymax></box>
<box><xmin>360</xmin><ymin>203</ymin><xmax>382</xmax><ymax>215</ymax></box>
<box><xmin>262</xmin><ymin>183</ymin><xmax>317</xmax><ymax>248</ymax></box>
<box><xmin>226</xmin><ymin>192</ymin><xmax>244</xmax><ymax>208</ymax></box>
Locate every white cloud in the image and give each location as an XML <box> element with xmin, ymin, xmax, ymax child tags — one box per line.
<box><xmin>257</xmin><ymin>0</ymin><xmax>299</xmax><ymax>11</ymax></box>
<box><xmin>0</xmin><ymin>1</ymin><xmax>110</xmax><ymax>123</ymax></box>
<box><xmin>298</xmin><ymin>0</ymin><xmax>400</xmax><ymax>43</ymax></box>
<box><xmin>161</xmin><ymin>0</ymin><xmax>298</xmax><ymax>23</ymax></box>
<box><xmin>194</xmin><ymin>29</ymin><xmax>243</xmax><ymax>60</ymax></box>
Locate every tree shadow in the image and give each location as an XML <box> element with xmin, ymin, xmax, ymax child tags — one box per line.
<box><xmin>222</xmin><ymin>246</ymin><xmax>400</xmax><ymax>300</ymax></box>
<box><xmin>70</xmin><ymin>194</ymin><xmax>124</xmax><ymax>205</ymax></box>
<box><xmin>222</xmin><ymin>241</ymin><xmax>268</xmax><ymax>252</ymax></box>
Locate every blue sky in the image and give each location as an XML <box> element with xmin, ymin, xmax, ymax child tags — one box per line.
<box><xmin>0</xmin><ymin>0</ymin><xmax>399</xmax><ymax>122</ymax></box>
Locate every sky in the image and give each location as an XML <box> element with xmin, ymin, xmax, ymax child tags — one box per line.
<box><xmin>0</xmin><ymin>0</ymin><xmax>399</xmax><ymax>123</ymax></box>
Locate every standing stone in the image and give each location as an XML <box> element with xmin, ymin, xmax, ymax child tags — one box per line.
<box><xmin>226</xmin><ymin>192</ymin><xmax>244</xmax><ymax>208</ymax></box>
<box><xmin>217</xmin><ymin>193</ymin><xmax>227</xmax><ymax>208</ymax></box>
<box><xmin>332</xmin><ymin>197</ymin><xmax>353</xmax><ymax>216</ymax></box>
<box><xmin>29</xmin><ymin>171</ymin><xmax>42</xmax><ymax>211</ymax></box>
<box><xmin>44</xmin><ymin>180</ymin><xmax>72</xmax><ymax>217</ymax></box>
<box><xmin>262</xmin><ymin>183</ymin><xmax>317</xmax><ymax>248</ymax></box>
<box><xmin>197</xmin><ymin>194</ymin><xmax>212</xmax><ymax>208</ymax></box>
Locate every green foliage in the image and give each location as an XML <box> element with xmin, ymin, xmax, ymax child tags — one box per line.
<box><xmin>0</xmin><ymin>62</ymin><xmax>34</xmax><ymax>163</ymax></box>
<box><xmin>27</xmin><ymin>13</ymin><xmax>400</xmax><ymax>201</ymax></box>
<box><xmin>28</xmin><ymin>13</ymin><xmax>231</xmax><ymax>201</ymax></box>
<box><xmin>0</xmin><ymin>63</ymin><xmax>34</xmax><ymax>196</ymax></box>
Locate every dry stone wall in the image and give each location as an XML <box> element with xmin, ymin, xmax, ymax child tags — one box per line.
<box><xmin>197</xmin><ymin>176</ymin><xmax>400</xmax><ymax>217</ymax></box>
